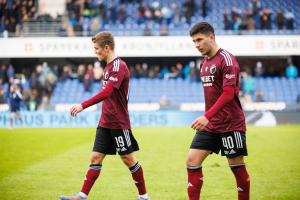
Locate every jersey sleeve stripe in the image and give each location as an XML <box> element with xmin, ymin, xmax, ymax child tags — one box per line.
<box><xmin>113</xmin><ymin>60</ymin><xmax>116</xmax><ymax>72</ymax></box>
<box><xmin>113</xmin><ymin>59</ymin><xmax>120</xmax><ymax>72</ymax></box>
<box><xmin>223</xmin><ymin>50</ymin><xmax>233</xmax><ymax>66</ymax></box>
<box><xmin>113</xmin><ymin>60</ymin><xmax>116</xmax><ymax>71</ymax></box>
<box><xmin>117</xmin><ymin>59</ymin><xmax>120</xmax><ymax>72</ymax></box>
<box><xmin>220</xmin><ymin>52</ymin><xmax>230</xmax><ymax>66</ymax></box>
<box><xmin>221</xmin><ymin>51</ymin><xmax>233</xmax><ymax>66</ymax></box>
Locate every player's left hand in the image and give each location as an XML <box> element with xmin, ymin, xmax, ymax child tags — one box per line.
<box><xmin>70</xmin><ymin>104</ymin><xmax>83</xmax><ymax>117</ymax></box>
<box><xmin>191</xmin><ymin>116</ymin><xmax>209</xmax><ymax>131</ymax></box>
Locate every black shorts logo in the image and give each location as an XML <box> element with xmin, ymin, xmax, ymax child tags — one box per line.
<box><xmin>222</xmin><ymin>131</ymin><xmax>244</xmax><ymax>156</ymax></box>
<box><xmin>114</xmin><ymin>129</ymin><xmax>132</xmax><ymax>153</ymax></box>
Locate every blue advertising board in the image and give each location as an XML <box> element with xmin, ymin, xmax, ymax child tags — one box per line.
<box><xmin>0</xmin><ymin>111</ymin><xmax>202</xmax><ymax>128</ymax></box>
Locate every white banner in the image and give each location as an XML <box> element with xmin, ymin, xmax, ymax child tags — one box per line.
<box><xmin>0</xmin><ymin>35</ymin><xmax>299</xmax><ymax>57</ymax></box>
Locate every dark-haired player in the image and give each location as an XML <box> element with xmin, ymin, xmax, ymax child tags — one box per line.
<box><xmin>186</xmin><ymin>22</ymin><xmax>250</xmax><ymax>200</ymax></box>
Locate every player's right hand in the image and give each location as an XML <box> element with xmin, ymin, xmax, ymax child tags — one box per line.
<box><xmin>191</xmin><ymin>115</ymin><xmax>209</xmax><ymax>131</ymax></box>
<box><xmin>70</xmin><ymin>104</ymin><xmax>83</xmax><ymax>117</ymax></box>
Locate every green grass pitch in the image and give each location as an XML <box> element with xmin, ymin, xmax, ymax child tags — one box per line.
<box><xmin>0</xmin><ymin>125</ymin><xmax>300</xmax><ymax>200</ymax></box>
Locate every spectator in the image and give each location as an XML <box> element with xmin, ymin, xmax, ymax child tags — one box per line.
<box><xmin>176</xmin><ymin>62</ymin><xmax>184</xmax><ymax>79</ymax></box>
<box><xmin>77</xmin><ymin>64</ymin><xmax>86</xmax><ymax>82</ymax></box>
<box><xmin>0</xmin><ymin>65</ymin><xmax>6</xmax><ymax>82</ymax></box>
<box><xmin>190</xmin><ymin>60</ymin><xmax>200</xmax><ymax>81</ymax></box>
<box><xmin>61</xmin><ymin>65</ymin><xmax>72</xmax><ymax>81</ymax></box>
<box><xmin>183</xmin><ymin>0</ymin><xmax>192</xmax><ymax>24</ymax></box>
<box><xmin>29</xmin><ymin>71</ymin><xmax>39</xmax><ymax>89</ymax></box>
<box><xmin>118</xmin><ymin>4</ymin><xmax>127</xmax><ymax>24</ymax></box>
<box><xmin>109</xmin><ymin>2</ymin><xmax>117</xmax><ymax>24</ymax></box>
<box><xmin>93</xmin><ymin>61</ymin><xmax>103</xmax><ymax>82</ymax></box>
<box><xmin>134</xmin><ymin>63</ymin><xmax>142</xmax><ymax>78</ymax></box>
<box><xmin>285</xmin><ymin>62</ymin><xmax>298</xmax><ymax>78</ymax></box>
<box><xmin>161</xmin><ymin>4</ymin><xmax>173</xmax><ymax>24</ymax></box>
<box><xmin>254</xmin><ymin>61</ymin><xmax>264</xmax><ymax>77</ymax></box>
<box><xmin>233</xmin><ymin>16</ymin><xmax>242</xmax><ymax>32</ymax></box>
<box><xmin>148</xmin><ymin>65</ymin><xmax>155</xmax><ymax>78</ymax></box>
<box><xmin>82</xmin><ymin>0</ymin><xmax>93</xmax><ymax>36</ymax></box>
<box><xmin>201</xmin><ymin>0</ymin><xmax>208</xmax><ymax>18</ymax></box>
<box><xmin>260</xmin><ymin>8</ymin><xmax>272</xmax><ymax>30</ymax></box>
<box><xmin>285</xmin><ymin>10</ymin><xmax>295</xmax><ymax>30</ymax></box>
<box><xmin>137</xmin><ymin>2</ymin><xmax>146</xmax><ymax>24</ymax></box>
<box><xmin>276</xmin><ymin>9</ymin><xmax>285</xmax><ymax>30</ymax></box>
<box><xmin>129</xmin><ymin>65</ymin><xmax>138</xmax><ymax>78</ymax></box>
<box><xmin>160</xmin><ymin>65</ymin><xmax>170</xmax><ymax>79</ymax></box>
<box><xmin>97</xmin><ymin>0</ymin><xmax>107</xmax><ymax>29</ymax></box>
<box><xmin>148</xmin><ymin>64</ymin><xmax>159</xmax><ymax>79</ymax></box>
<box><xmin>242</xmin><ymin>72</ymin><xmax>255</xmax><ymax>102</ymax></box>
<box><xmin>52</xmin><ymin>64</ymin><xmax>60</xmax><ymax>78</ymax></box>
<box><xmin>86</xmin><ymin>64</ymin><xmax>94</xmax><ymax>79</ymax></box>
<box><xmin>140</xmin><ymin>63</ymin><xmax>149</xmax><ymax>78</ymax></box>
<box><xmin>153</xmin><ymin>65</ymin><xmax>161</xmax><ymax>78</ymax></box>
<box><xmin>252</xmin><ymin>0</ymin><xmax>262</xmax><ymax>14</ymax></box>
<box><xmin>8</xmin><ymin>84</ymin><xmax>23</xmax><ymax>129</ymax></box>
<box><xmin>0</xmin><ymin>78</ymin><xmax>5</xmax><ymax>103</ymax></box>
<box><xmin>172</xmin><ymin>3</ymin><xmax>180</xmax><ymax>25</ymax></box>
<box><xmin>244</xmin><ymin>9</ymin><xmax>255</xmax><ymax>30</ymax></box>
<box><xmin>28</xmin><ymin>88</ymin><xmax>41</xmax><ymax>111</ymax></box>
<box><xmin>223</xmin><ymin>9</ymin><xmax>232</xmax><ymax>30</ymax></box>
<box><xmin>0</xmin><ymin>0</ymin><xmax>37</xmax><ymax>35</ymax></box>
<box><xmin>168</xmin><ymin>65</ymin><xmax>179</xmax><ymax>79</ymax></box>
<box><xmin>6</xmin><ymin>64</ymin><xmax>15</xmax><ymax>80</ymax></box>
<box><xmin>83</xmin><ymin>73</ymin><xmax>93</xmax><ymax>92</ymax></box>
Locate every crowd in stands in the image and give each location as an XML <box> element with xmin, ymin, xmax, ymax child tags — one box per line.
<box><xmin>0</xmin><ymin>62</ymin><xmax>57</xmax><ymax>111</ymax></box>
<box><xmin>66</xmin><ymin>0</ymin><xmax>297</xmax><ymax>36</ymax></box>
<box><xmin>65</xmin><ymin>0</ymin><xmax>201</xmax><ymax>36</ymax></box>
<box><xmin>0</xmin><ymin>59</ymin><xmax>299</xmax><ymax>111</ymax></box>
<box><xmin>223</xmin><ymin>0</ymin><xmax>296</xmax><ymax>32</ymax></box>
<box><xmin>0</xmin><ymin>0</ymin><xmax>298</xmax><ymax>37</ymax></box>
<box><xmin>0</xmin><ymin>0</ymin><xmax>38</xmax><ymax>37</ymax></box>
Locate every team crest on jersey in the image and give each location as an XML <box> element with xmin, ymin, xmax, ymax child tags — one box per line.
<box><xmin>210</xmin><ymin>65</ymin><xmax>216</xmax><ymax>74</ymax></box>
<box><xmin>104</xmin><ymin>71</ymin><xmax>109</xmax><ymax>79</ymax></box>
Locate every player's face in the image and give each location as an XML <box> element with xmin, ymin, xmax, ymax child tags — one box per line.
<box><xmin>94</xmin><ymin>42</ymin><xmax>109</xmax><ymax>61</ymax></box>
<box><xmin>192</xmin><ymin>32</ymin><xmax>214</xmax><ymax>56</ymax></box>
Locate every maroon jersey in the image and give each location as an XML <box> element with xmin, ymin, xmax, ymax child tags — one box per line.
<box><xmin>99</xmin><ymin>58</ymin><xmax>131</xmax><ymax>129</ymax></box>
<box><xmin>201</xmin><ymin>48</ymin><xmax>246</xmax><ymax>133</ymax></box>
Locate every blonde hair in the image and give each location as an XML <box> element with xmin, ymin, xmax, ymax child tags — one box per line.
<box><xmin>92</xmin><ymin>32</ymin><xmax>115</xmax><ymax>50</ymax></box>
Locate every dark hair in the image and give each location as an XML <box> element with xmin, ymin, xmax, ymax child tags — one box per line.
<box><xmin>92</xmin><ymin>32</ymin><xmax>115</xmax><ymax>50</ymax></box>
<box><xmin>189</xmin><ymin>22</ymin><xmax>215</xmax><ymax>36</ymax></box>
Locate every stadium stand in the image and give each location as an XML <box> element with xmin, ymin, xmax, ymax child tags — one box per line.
<box><xmin>48</xmin><ymin>77</ymin><xmax>300</xmax><ymax>106</ymax></box>
<box><xmin>0</xmin><ymin>0</ymin><xmax>299</xmax><ymax>37</ymax></box>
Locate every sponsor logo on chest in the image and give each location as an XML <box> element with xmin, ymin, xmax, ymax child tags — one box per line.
<box><xmin>102</xmin><ymin>71</ymin><xmax>109</xmax><ymax>87</ymax></box>
<box><xmin>201</xmin><ymin>64</ymin><xmax>217</xmax><ymax>87</ymax></box>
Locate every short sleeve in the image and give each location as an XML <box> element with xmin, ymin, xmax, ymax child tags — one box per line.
<box><xmin>107</xmin><ymin>60</ymin><xmax>126</xmax><ymax>89</ymax></box>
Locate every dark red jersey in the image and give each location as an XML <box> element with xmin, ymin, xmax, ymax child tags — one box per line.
<box><xmin>200</xmin><ymin>48</ymin><xmax>246</xmax><ymax>133</ymax></box>
<box><xmin>99</xmin><ymin>58</ymin><xmax>131</xmax><ymax>129</ymax></box>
